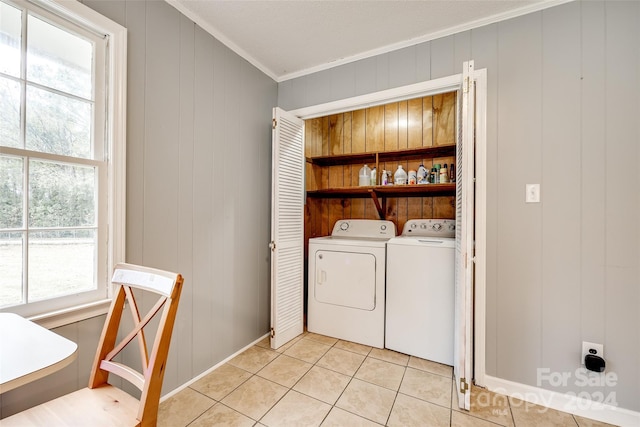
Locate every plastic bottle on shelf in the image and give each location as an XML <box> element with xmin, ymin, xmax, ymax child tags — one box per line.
<box><xmin>394</xmin><ymin>165</ymin><xmax>407</xmax><ymax>185</ymax></box>
<box><xmin>434</xmin><ymin>164</ymin><xmax>441</xmax><ymax>183</ymax></box>
<box><xmin>440</xmin><ymin>164</ymin><xmax>449</xmax><ymax>183</ymax></box>
<box><xmin>417</xmin><ymin>164</ymin><xmax>427</xmax><ymax>184</ymax></box>
<box><xmin>358</xmin><ymin>164</ymin><xmax>371</xmax><ymax>186</ymax></box>
<box><xmin>381</xmin><ymin>170</ymin><xmax>388</xmax><ymax>185</ymax></box>
<box><xmin>450</xmin><ymin>163</ymin><xmax>456</xmax><ymax>183</ymax></box>
<box><xmin>371</xmin><ymin>167</ymin><xmax>377</xmax><ymax>186</ymax></box>
<box><xmin>408</xmin><ymin>170</ymin><xmax>417</xmax><ymax>185</ymax></box>
<box><xmin>430</xmin><ymin>168</ymin><xmax>437</xmax><ymax>184</ymax></box>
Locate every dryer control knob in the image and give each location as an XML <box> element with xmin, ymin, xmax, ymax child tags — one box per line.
<box><xmin>339</xmin><ymin>222</ymin><xmax>349</xmax><ymax>231</ymax></box>
<box><xmin>433</xmin><ymin>223</ymin><xmax>442</xmax><ymax>231</ymax></box>
<box><xmin>410</xmin><ymin>223</ymin><xmax>416</xmax><ymax>229</ymax></box>
<box><xmin>381</xmin><ymin>225</ymin><xmax>387</xmax><ymax>231</ymax></box>
<box><xmin>420</xmin><ymin>223</ymin><xmax>427</xmax><ymax>229</ymax></box>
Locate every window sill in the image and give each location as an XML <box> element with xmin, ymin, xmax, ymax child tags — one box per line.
<box><xmin>28</xmin><ymin>299</ymin><xmax>112</xmax><ymax>329</ymax></box>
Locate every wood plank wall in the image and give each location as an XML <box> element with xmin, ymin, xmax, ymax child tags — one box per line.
<box><xmin>305</xmin><ymin>92</ymin><xmax>456</xmax><ymax>239</ymax></box>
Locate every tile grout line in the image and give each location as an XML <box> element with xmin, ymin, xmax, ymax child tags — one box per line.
<box><xmin>280</xmin><ymin>335</ymin><xmax>390</xmax><ymax>426</ymax></box>
<box><xmin>181</xmin><ymin>391</ymin><xmax>215</xmax><ymax>427</ymax></box>
<box><xmin>384</xmin><ymin>364</ymin><xmax>409</xmax><ymax>426</ymax></box>
<box><xmin>325</xmin><ymin>342</ymin><xmax>376</xmax><ymax>425</ymax></box>
<box><xmin>257</xmin><ymin>335</ymin><xmax>337</xmax><ymax>426</ymax></box>
<box><xmin>183</xmin><ymin>336</ymin><xmax>459</xmax><ymax>427</ymax></box>
<box><xmin>169</xmin><ymin>335</ymin><xmax>607</xmax><ymax>427</ymax></box>
<box><xmin>297</xmin><ymin>336</ymin><xmax>359</xmax><ymax>425</ymax></box>
<box><xmin>266</xmin><ymin>339</ymin><xmax>452</xmax><ymax>426</ymax></box>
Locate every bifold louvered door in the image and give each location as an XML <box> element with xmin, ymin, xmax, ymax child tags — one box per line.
<box><xmin>270</xmin><ymin>107</ymin><xmax>305</xmax><ymax>349</ymax></box>
<box><xmin>454</xmin><ymin>61</ymin><xmax>475</xmax><ymax>411</ymax></box>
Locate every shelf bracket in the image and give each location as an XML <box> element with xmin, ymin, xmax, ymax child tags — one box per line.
<box><xmin>368</xmin><ymin>189</ymin><xmax>385</xmax><ymax>220</ymax></box>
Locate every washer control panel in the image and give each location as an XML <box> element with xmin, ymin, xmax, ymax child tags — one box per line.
<box><xmin>401</xmin><ymin>219</ymin><xmax>455</xmax><ymax>238</ymax></box>
<box><xmin>331</xmin><ymin>219</ymin><xmax>396</xmax><ymax>238</ymax></box>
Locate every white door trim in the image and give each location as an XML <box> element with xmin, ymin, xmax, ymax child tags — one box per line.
<box><xmin>473</xmin><ymin>68</ymin><xmax>488</xmax><ymax>387</ymax></box>
<box><xmin>290</xmin><ymin>74</ymin><xmax>462</xmax><ymax>119</ymax></box>
<box><xmin>288</xmin><ymin>72</ymin><xmax>488</xmax><ymax>387</ymax></box>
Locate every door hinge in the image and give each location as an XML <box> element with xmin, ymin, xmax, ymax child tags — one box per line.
<box><xmin>460</xmin><ymin>378</ymin><xmax>469</xmax><ymax>394</ymax></box>
<box><xmin>269</xmin><ymin>241</ymin><xmax>276</xmax><ymax>251</ymax></box>
<box><xmin>272</xmin><ymin>118</ymin><xmax>277</xmax><ymax>129</ymax></box>
<box><xmin>270</xmin><ymin>327</ymin><xmax>275</xmax><ymax>338</ymax></box>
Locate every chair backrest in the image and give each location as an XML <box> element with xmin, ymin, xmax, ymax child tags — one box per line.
<box><xmin>88</xmin><ymin>263</ymin><xmax>184</xmax><ymax>425</ymax></box>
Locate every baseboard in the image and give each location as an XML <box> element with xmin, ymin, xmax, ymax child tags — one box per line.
<box><xmin>482</xmin><ymin>375</ymin><xmax>640</xmax><ymax>427</ymax></box>
<box><xmin>161</xmin><ymin>332</ymin><xmax>270</xmax><ymax>401</ymax></box>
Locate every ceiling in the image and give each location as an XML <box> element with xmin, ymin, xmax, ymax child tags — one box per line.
<box><xmin>167</xmin><ymin>0</ymin><xmax>568</xmax><ymax>82</ymax></box>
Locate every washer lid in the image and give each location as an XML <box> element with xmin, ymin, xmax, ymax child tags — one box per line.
<box><xmin>387</xmin><ymin>236</ymin><xmax>455</xmax><ymax>248</ymax></box>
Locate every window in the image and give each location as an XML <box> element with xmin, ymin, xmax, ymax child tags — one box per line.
<box><xmin>0</xmin><ymin>0</ymin><xmax>126</xmax><ymax>322</ymax></box>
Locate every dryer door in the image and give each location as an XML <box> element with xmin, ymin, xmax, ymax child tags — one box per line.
<box><xmin>314</xmin><ymin>250</ymin><xmax>376</xmax><ymax>310</ymax></box>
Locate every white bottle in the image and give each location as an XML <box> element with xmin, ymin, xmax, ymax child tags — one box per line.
<box><xmin>417</xmin><ymin>164</ymin><xmax>427</xmax><ymax>184</ymax></box>
<box><xmin>440</xmin><ymin>164</ymin><xmax>449</xmax><ymax>183</ymax></box>
<box><xmin>394</xmin><ymin>165</ymin><xmax>407</xmax><ymax>185</ymax></box>
<box><xmin>359</xmin><ymin>164</ymin><xmax>371</xmax><ymax>186</ymax></box>
<box><xmin>408</xmin><ymin>170</ymin><xmax>417</xmax><ymax>185</ymax></box>
<box><xmin>371</xmin><ymin>167</ymin><xmax>377</xmax><ymax>186</ymax></box>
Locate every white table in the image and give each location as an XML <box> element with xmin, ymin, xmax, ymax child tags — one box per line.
<box><xmin>0</xmin><ymin>312</ymin><xmax>78</xmax><ymax>393</ymax></box>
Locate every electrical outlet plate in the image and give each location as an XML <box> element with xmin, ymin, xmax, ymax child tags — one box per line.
<box><xmin>582</xmin><ymin>341</ymin><xmax>604</xmax><ymax>365</ymax></box>
<box><xmin>526</xmin><ymin>184</ymin><xmax>540</xmax><ymax>203</ymax></box>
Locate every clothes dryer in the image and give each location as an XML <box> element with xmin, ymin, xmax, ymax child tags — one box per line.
<box><xmin>308</xmin><ymin>219</ymin><xmax>396</xmax><ymax>348</ymax></box>
<box><xmin>385</xmin><ymin>219</ymin><xmax>456</xmax><ymax>365</ymax></box>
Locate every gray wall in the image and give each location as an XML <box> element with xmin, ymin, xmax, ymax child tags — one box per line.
<box><xmin>279</xmin><ymin>0</ymin><xmax>640</xmax><ymax>413</ymax></box>
<box><xmin>0</xmin><ymin>0</ymin><xmax>276</xmax><ymax>418</ymax></box>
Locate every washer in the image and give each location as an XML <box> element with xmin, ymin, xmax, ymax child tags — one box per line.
<box><xmin>385</xmin><ymin>218</ymin><xmax>456</xmax><ymax>365</ymax></box>
<box><xmin>308</xmin><ymin>219</ymin><xmax>396</xmax><ymax>348</ymax></box>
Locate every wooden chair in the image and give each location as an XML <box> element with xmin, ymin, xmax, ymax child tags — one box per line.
<box><xmin>3</xmin><ymin>263</ymin><xmax>184</xmax><ymax>426</ymax></box>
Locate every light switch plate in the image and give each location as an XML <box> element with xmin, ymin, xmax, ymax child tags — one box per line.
<box><xmin>526</xmin><ymin>184</ymin><xmax>540</xmax><ymax>203</ymax></box>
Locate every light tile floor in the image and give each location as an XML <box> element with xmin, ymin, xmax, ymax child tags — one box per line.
<box><xmin>158</xmin><ymin>332</ymin><xmax>617</xmax><ymax>427</ymax></box>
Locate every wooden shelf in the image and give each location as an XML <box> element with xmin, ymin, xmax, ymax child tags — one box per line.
<box><xmin>306</xmin><ymin>183</ymin><xmax>456</xmax><ymax>199</ymax></box>
<box><xmin>305</xmin><ymin>144</ymin><xmax>456</xmax><ymax>220</ymax></box>
<box><xmin>306</xmin><ymin>144</ymin><xmax>456</xmax><ymax>166</ymax></box>
<box><xmin>306</xmin><ymin>183</ymin><xmax>455</xmax><ymax>220</ymax></box>
<box><xmin>307</xmin><ymin>152</ymin><xmax>376</xmax><ymax>166</ymax></box>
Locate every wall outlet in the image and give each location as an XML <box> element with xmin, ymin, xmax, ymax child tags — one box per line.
<box><xmin>582</xmin><ymin>341</ymin><xmax>604</xmax><ymax>365</ymax></box>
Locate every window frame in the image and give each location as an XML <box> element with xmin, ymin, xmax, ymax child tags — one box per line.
<box><xmin>0</xmin><ymin>0</ymin><xmax>126</xmax><ymax>328</ymax></box>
